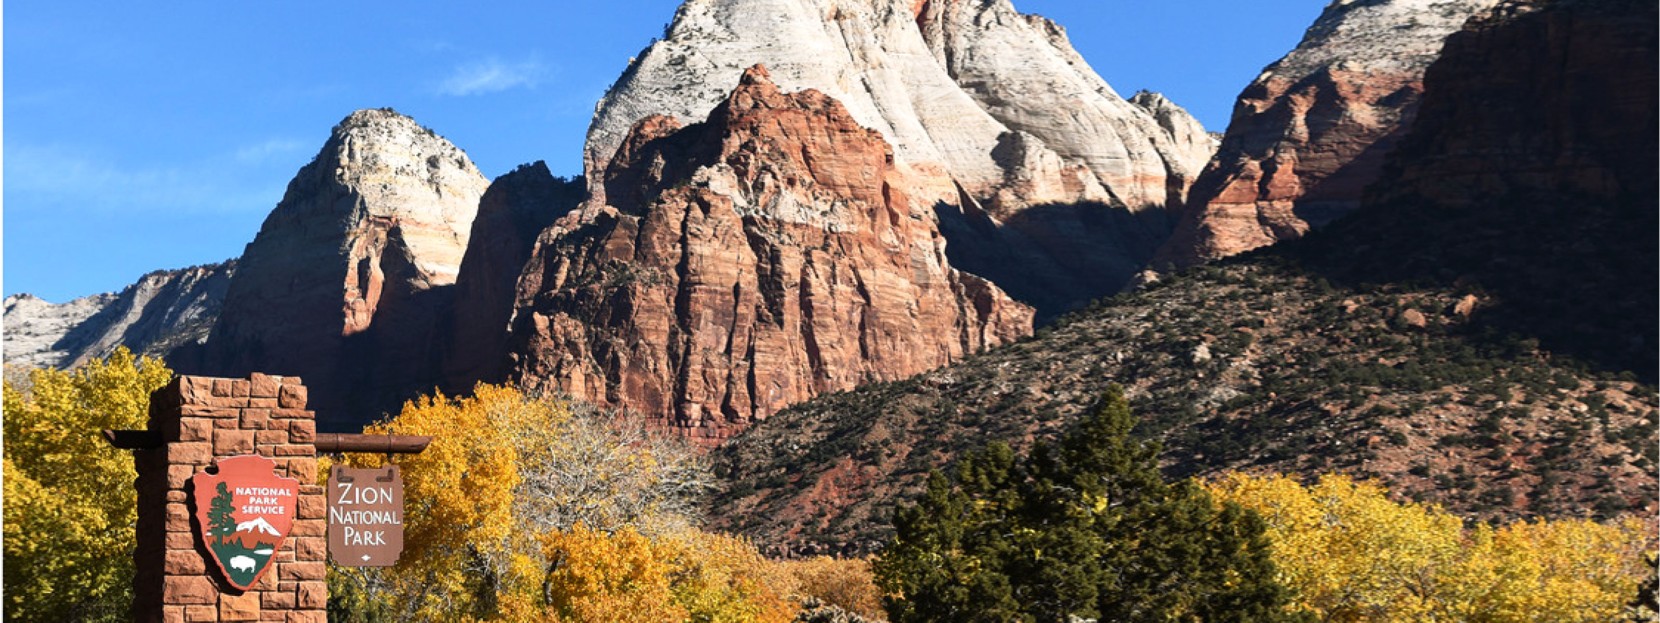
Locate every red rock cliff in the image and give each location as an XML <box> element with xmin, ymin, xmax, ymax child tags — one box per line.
<box><xmin>510</xmin><ymin>65</ymin><xmax>1033</xmax><ymax>443</ymax></box>
<box><xmin>1156</xmin><ymin>0</ymin><xmax>1499</xmax><ymax>269</ymax></box>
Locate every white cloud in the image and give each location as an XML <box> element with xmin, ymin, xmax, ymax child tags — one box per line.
<box><xmin>234</xmin><ymin>138</ymin><xmax>310</xmax><ymax>164</ymax></box>
<box><xmin>437</xmin><ymin>57</ymin><xmax>546</xmax><ymax>97</ymax></box>
<box><xmin>6</xmin><ymin>143</ymin><xmax>288</xmax><ymax>215</ymax></box>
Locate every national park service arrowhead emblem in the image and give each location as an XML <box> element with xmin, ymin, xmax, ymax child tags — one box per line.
<box><xmin>191</xmin><ymin>455</ymin><xmax>299</xmax><ymax>591</ymax></box>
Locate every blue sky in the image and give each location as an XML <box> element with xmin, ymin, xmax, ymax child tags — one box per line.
<box><xmin>4</xmin><ymin>1</ymin><xmax>1322</xmax><ymax>303</ymax></box>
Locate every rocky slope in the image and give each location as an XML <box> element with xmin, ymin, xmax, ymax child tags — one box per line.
<box><xmin>511</xmin><ymin>66</ymin><xmax>1032</xmax><ymax>444</ymax></box>
<box><xmin>712</xmin><ymin>0</ymin><xmax>1658</xmax><ymax>553</ymax></box>
<box><xmin>1155</xmin><ymin>0</ymin><xmax>1500</xmax><ymax>269</ymax></box>
<box><xmin>3</xmin><ymin>262</ymin><xmax>235</xmax><ymax>369</ymax></box>
<box><xmin>182</xmin><ymin>109</ymin><xmax>491</xmax><ymax>430</ymax></box>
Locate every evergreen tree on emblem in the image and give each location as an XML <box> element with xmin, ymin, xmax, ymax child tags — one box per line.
<box><xmin>208</xmin><ymin>482</ymin><xmax>236</xmax><ymax>545</ymax></box>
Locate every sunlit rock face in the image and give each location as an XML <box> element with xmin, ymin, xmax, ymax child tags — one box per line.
<box><xmin>513</xmin><ymin>66</ymin><xmax>1033</xmax><ymax>444</ymax></box>
<box><xmin>195</xmin><ymin>109</ymin><xmax>490</xmax><ymax>430</ymax></box>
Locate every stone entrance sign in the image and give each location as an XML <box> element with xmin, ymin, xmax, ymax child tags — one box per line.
<box><xmin>328</xmin><ymin>465</ymin><xmax>405</xmax><ymax>566</ymax></box>
<box><xmin>191</xmin><ymin>455</ymin><xmax>300</xmax><ymax>590</ymax></box>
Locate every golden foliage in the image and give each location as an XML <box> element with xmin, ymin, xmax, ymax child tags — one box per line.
<box><xmin>1207</xmin><ymin>472</ymin><xmax>1655</xmax><ymax>623</ymax></box>
<box><xmin>2</xmin><ymin>349</ymin><xmax>173</xmax><ymax>622</ymax></box>
<box><xmin>331</xmin><ymin>384</ymin><xmax>797</xmax><ymax>622</ymax></box>
<box><xmin>777</xmin><ymin>556</ymin><xmax>884</xmax><ymax>621</ymax></box>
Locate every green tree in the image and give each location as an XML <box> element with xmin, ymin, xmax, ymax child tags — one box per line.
<box><xmin>874</xmin><ymin>386</ymin><xmax>1304</xmax><ymax>623</ymax></box>
<box><xmin>208</xmin><ymin>483</ymin><xmax>237</xmax><ymax>544</ymax></box>
<box><xmin>3</xmin><ymin>348</ymin><xmax>173</xmax><ymax>622</ymax></box>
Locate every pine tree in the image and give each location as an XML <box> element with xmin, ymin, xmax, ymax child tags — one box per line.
<box><xmin>875</xmin><ymin>386</ymin><xmax>1305</xmax><ymax>623</ymax></box>
<box><xmin>208</xmin><ymin>482</ymin><xmax>237</xmax><ymax>544</ymax></box>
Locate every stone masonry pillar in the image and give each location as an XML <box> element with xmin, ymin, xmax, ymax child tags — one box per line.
<box><xmin>132</xmin><ymin>373</ymin><xmax>325</xmax><ymax>623</ymax></box>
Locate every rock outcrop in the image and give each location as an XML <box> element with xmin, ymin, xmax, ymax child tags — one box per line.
<box><xmin>1300</xmin><ymin>0</ymin><xmax>1657</xmax><ymax>379</ymax></box>
<box><xmin>1156</xmin><ymin>0</ymin><xmax>1500</xmax><ymax>269</ymax></box>
<box><xmin>586</xmin><ymin>0</ymin><xmax>1213</xmax><ymax>214</ymax></box>
<box><xmin>441</xmin><ymin>162</ymin><xmax>585</xmax><ymax>392</ymax></box>
<box><xmin>189</xmin><ymin>109</ymin><xmax>490</xmax><ymax>430</ymax></box>
<box><xmin>512</xmin><ymin>65</ymin><xmax>1032</xmax><ymax>443</ymax></box>
<box><xmin>3</xmin><ymin>261</ymin><xmax>235</xmax><ymax>369</ymax></box>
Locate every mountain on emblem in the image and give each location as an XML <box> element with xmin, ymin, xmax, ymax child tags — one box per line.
<box><xmin>190</xmin><ymin>455</ymin><xmax>300</xmax><ymax>591</ymax></box>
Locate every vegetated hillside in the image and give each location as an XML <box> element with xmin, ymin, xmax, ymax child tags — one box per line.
<box><xmin>712</xmin><ymin>0</ymin><xmax>1659</xmax><ymax>555</ymax></box>
<box><xmin>712</xmin><ymin>259</ymin><xmax>1658</xmax><ymax>553</ymax></box>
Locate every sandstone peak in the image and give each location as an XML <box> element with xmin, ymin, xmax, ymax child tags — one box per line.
<box><xmin>1154</xmin><ymin>0</ymin><xmax>1499</xmax><ymax>270</ymax></box>
<box><xmin>584</xmin><ymin>0</ymin><xmax>1215</xmax><ymax>214</ymax></box>
<box><xmin>192</xmin><ymin>109</ymin><xmax>490</xmax><ymax>430</ymax></box>
<box><xmin>4</xmin><ymin>261</ymin><xmax>236</xmax><ymax>370</ymax></box>
<box><xmin>514</xmin><ymin>67</ymin><xmax>1032</xmax><ymax>443</ymax></box>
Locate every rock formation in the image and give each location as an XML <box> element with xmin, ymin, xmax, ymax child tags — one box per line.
<box><xmin>588</xmin><ymin>0</ymin><xmax>1213</xmax><ymax>212</ymax></box>
<box><xmin>1156</xmin><ymin>0</ymin><xmax>1500</xmax><ymax>269</ymax></box>
<box><xmin>189</xmin><ymin>109</ymin><xmax>490</xmax><ymax>430</ymax></box>
<box><xmin>512</xmin><ymin>65</ymin><xmax>1032</xmax><ymax>443</ymax></box>
<box><xmin>1300</xmin><ymin>0</ymin><xmax>1657</xmax><ymax>378</ymax></box>
<box><xmin>3</xmin><ymin>261</ymin><xmax>235</xmax><ymax>369</ymax></box>
<box><xmin>441</xmin><ymin>162</ymin><xmax>585</xmax><ymax>392</ymax></box>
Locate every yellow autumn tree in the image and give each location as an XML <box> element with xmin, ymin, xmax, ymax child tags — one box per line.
<box><xmin>1208</xmin><ymin>472</ymin><xmax>1655</xmax><ymax>623</ymax></box>
<box><xmin>3</xmin><ymin>349</ymin><xmax>173</xmax><ymax>622</ymax></box>
<box><xmin>328</xmin><ymin>384</ymin><xmax>766</xmax><ymax>622</ymax></box>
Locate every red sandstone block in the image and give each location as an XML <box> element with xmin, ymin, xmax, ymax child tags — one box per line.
<box><xmin>278</xmin><ymin>561</ymin><xmax>326</xmax><ymax>581</ymax></box>
<box><xmin>270</xmin><ymin>408</ymin><xmax>310</xmax><ymax>420</ymax></box>
<box><xmin>274</xmin><ymin>550</ymin><xmax>296</xmax><ymax>563</ymax></box>
<box><xmin>219</xmin><ymin>591</ymin><xmax>261</xmax><ymax>621</ymax></box>
<box><xmin>249</xmin><ymin>398</ymin><xmax>280</xmax><ymax>408</ymax></box>
<box><xmin>231</xmin><ymin>379</ymin><xmax>252</xmax><ymax>398</ymax></box>
<box><xmin>179</xmin><ymin>419</ymin><xmax>214</xmax><ymax>442</ymax></box>
<box><xmin>164</xmin><ymin>605</ymin><xmax>188</xmax><ymax>623</ymax></box>
<box><xmin>273</xmin><ymin>444</ymin><xmax>312</xmax><ymax>457</ymax></box>
<box><xmin>250</xmin><ymin>373</ymin><xmax>281</xmax><ymax>398</ymax></box>
<box><xmin>214</xmin><ymin>430</ymin><xmax>255</xmax><ymax>455</ymax></box>
<box><xmin>165</xmin><ymin>550</ymin><xmax>206</xmax><ymax>575</ymax></box>
<box><xmin>261</xmin><ymin>590</ymin><xmax>296</xmax><ymax>610</ymax></box>
<box><xmin>296</xmin><ymin>581</ymin><xmax>326</xmax><ymax>609</ymax></box>
<box><xmin>166</xmin><ymin>531</ymin><xmax>195</xmax><ymax>550</ymax></box>
<box><xmin>178</xmin><ymin>377</ymin><xmax>216</xmax><ymax>404</ymax></box>
<box><xmin>166</xmin><ymin>504</ymin><xmax>192</xmax><ymax>532</ymax></box>
<box><xmin>287</xmin><ymin>612</ymin><xmax>327</xmax><ymax>623</ymax></box>
<box><xmin>254</xmin><ymin>569</ymin><xmax>279</xmax><ymax>591</ymax></box>
<box><xmin>242</xmin><ymin>409</ymin><xmax>272</xmax><ymax>430</ymax></box>
<box><xmin>212</xmin><ymin>379</ymin><xmax>235</xmax><ymax>397</ymax></box>
<box><xmin>164</xmin><ymin>575</ymin><xmax>218</xmax><ymax>605</ymax></box>
<box><xmin>297</xmin><ymin>495</ymin><xmax>325</xmax><ymax>520</ymax></box>
<box><xmin>277</xmin><ymin>581</ymin><xmax>298</xmax><ymax>593</ymax></box>
<box><xmin>261</xmin><ymin>611</ymin><xmax>288</xmax><ymax>621</ymax></box>
<box><xmin>293</xmin><ymin>537</ymin><xmax>326</xmax><ymax>561</ymax></box>
<box><xmin>215</xmin><ymin>418</ymin><xmax>241</xmax><ymax>429</ymax></box>
<box><xmin>166</xmin><ymin>490</ymin><xmax>187</xmax><ymax>503</ymax></box>
<box><xmin>288</xmin><ymin>420</ymin><xmax>316</xmax><ymax>443</ymax></box>
<box><xmin>290</xmin><ymin>519</ymin><xmax>325</xmax><ymax>537</ymax></box>
<box><xmin>255</xmin><ymin>430</ymin><xmax>289</xmax><ymax>445</ymax></box>
<box><xmin>184</xmin><ymin>604</ymin><xmax>216</xmax><ymax>622</ymax></box>
<box><xmin>284</xmin><ymin>459</ymin><xmax>318</xmax><ymax>484</ymax></box>
<box><xmin>169</xmin><ymin>442</ymin><xmax>213</xmax><ymax>466</ymax></box>
<box><xmin>283</xmin><ymin>376</ymin><xmax>304</xmax><ymax>386</ymax></box>
<box><xmin>278</xmin><ymin>384</ymin><xmax>308</xmax><ymax>409</ymax></box>
<box><xmin>299</xmin><ymin>485</ymin><xmax>323</xmax><ymax>495</ymax></box>
<box><xmin>167</xmin><ymin>465</ymin><xmax>196</xmax><ymax>489</ymax></box>
<box><xmin>181</xmin><ymin>405</ymin><xmax>240</xmax><ymax>418</ymax></box>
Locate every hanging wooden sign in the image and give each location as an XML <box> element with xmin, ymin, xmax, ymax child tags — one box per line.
<box><xmin>327</xmin><ymin>465</ymin><xmax>405</xmax><ymax>566</ymax></box>
<box><xmin>190</xmin><ymin>455</ymin><xmax>299</xmax><ymax>591</ymax></box>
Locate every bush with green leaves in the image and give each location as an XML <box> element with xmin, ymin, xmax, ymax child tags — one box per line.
<box><xmin>874</xmin><ymin>386</ymin><xmax>1305</xmax><ymax>623</ymax></box>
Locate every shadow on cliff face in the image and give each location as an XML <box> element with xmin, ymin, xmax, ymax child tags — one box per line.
<box><xmin>1276</xmin><ymin>0</ymin><xmax>1658</xmax><ymax>382</ymax></box>
<box><xmin>934</xmin><ymin>200</ymin><xmax>1175</xmax><ymax>324</ymax></box>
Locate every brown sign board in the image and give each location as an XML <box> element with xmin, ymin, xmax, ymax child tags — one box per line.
<box><xmin>328</xmin><ymin>465</ymin><xmax>405</xmax><ymax>566</ymax></box>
